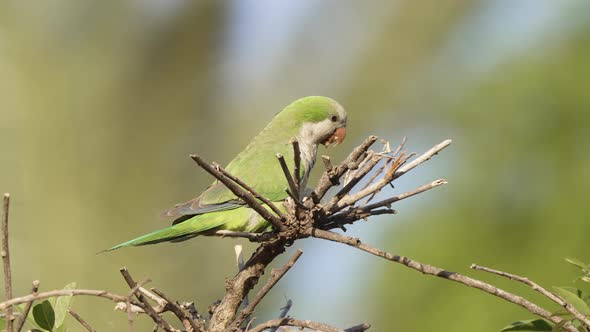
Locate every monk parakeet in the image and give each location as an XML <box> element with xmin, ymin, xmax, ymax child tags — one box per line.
<box><xmin>108</xmin><ymin>96</ymin><xmax>347</xmax><ymax>250</ymax></box>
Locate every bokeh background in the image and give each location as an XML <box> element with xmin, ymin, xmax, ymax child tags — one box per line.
<box><xmin>1</xmin><ymin>1</ymin><xmax>589</xmax><ymax>331</ymax></box>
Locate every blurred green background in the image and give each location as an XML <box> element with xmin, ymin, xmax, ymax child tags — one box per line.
<box><xmin>1</xmin><ymin>1</ymin><xmax>589</xmax><ymax>331</ymax></box>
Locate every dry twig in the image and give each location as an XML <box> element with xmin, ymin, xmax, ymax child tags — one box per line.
<box><xmin>232</xmin><ymin>250</ymin><xmax>303</xmax><ymax>330</ymax></box>
<box><xmin>311</xmin><ymin>229</ymin><xmax>579</xmax><ymax>332</ymax></box>
<box><xmin>471</xmin><ymin>264</ymin><xmax>590</xmax><ymax>328</ymax></box>
<box><xmin>291</xmin><ymin>139</ymin><xmax>301</xmax><ymax>196</ymax></box>
<box><xmin>247</xmin><ymin>317</ymin><xmax>369</xmax><ymax>332</ymax></box>
<box><xmin>276</xmin><ymin>153</ymin><xmax>299</xmax><ymax>202</ymax></box>
<box><xmin>120</xmin><ymin>268</ymin><xmax>176</xmax><ymax>332</ymax></box>
<box><xmin>212</xmin><ymin>162</ymin><xmax>287</xmax><ymax>221</ymax></box>
<box><xmin>0</xmin><ymin>289</ymin><xmax>129</xmax><ymax>310</ymax></box>
<box><xmin>151</xmin><ymin>288</ymin><xmax>202</xmax><ymax>332</ymax></box>
<box><xmin>2</xmin><ymin>193</ymin><xmax>13</xmax><ymax>332</ymax></box>
<box><xmin>191</xmin><ymin>155</ymin><xmax>285</xmax><ymax>231</ymax></box>
<box><xmin>67</xmin><ymin>309</ymin><xmax>96</xmax><ymax>332</ymax></box>
<box><xmin>14</xmin><ymin>280</ymin><xmax>39</xmax><ymax>332</ymax></box>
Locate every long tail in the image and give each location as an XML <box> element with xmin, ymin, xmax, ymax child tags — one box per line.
<box><xmin>103</xmin><ymin>214</ymin><xmax>224</xmax><ymax>252</ymax></box>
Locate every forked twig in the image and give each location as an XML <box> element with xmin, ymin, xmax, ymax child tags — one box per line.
<box><xmin>231</xmin><ymin>250</ymin><xmax>304</xmax><ymax>330</ymax></box>
<box><xmin>120</xmin><ymin>268</ymin><xmax>175</xmax><ymax>332</ymax></box>
<box><xmin>312</xmin><ymin>136</ymin><xmax>378</xmax><ymax>202</ymax></box>
<box><xmin>151</xmin><ymin>288</ymin><xmax>202</xmax><ymax>332</ymax></box>
<box><xmin>471</xmin><ymin>264</ymin><xmax>590</xmax><ymax>328</ymax></box>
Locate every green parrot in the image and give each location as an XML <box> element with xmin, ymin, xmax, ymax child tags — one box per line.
<box><xmin>107</xmin><ymin>96</ymin><xmax>347</xmax><ymax>250</ymax></box>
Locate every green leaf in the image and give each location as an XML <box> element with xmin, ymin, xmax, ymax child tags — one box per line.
<box><xmin>0</xmin><ymin>318</ymin><xmax>6</xmax><ymax>330</ymax></box>
<box><xmin>552</xmin><ymin>287</ymin><xmax>590</xmax><ymax>315</ymax></box>
<box><xmin>54</xmin><ymin>282</ymin><xmax>76</xmax><ymax>329</ymax></box>
<box><xmin>501</xmin><ymin>319</ymin><xmax>553</xmax><ymax>331</ymax></box>
<box><xmin>33</xmin><ymin>300</ymin><xmax>55</xmax><ymax>331</ymax></box>
<box><xmin>13</xmin><ymin>303</ymin><xmax>43</xmax><ymax>330</ymax></box>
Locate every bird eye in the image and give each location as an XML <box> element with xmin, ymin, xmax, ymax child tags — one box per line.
<box><xmin>331</xmin><ymin>115</ymin><xmax>338</xmax><ymax>122</ymax></box>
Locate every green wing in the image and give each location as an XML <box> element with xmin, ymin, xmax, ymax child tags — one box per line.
<box><xmin>163</xmin><ymin>128</ymin><xmax>301</xmax><ymax>218</ymax></box>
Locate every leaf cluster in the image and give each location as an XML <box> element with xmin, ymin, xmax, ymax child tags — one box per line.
<box><xmin>0</xmin><ymin>283</ymin><xmax>76</xmax><ymax>332</ymax></box>
<box><xmin>501</xmin><ymin>259</ymin><xmax>590</xmax><ymax>332</ymax></box>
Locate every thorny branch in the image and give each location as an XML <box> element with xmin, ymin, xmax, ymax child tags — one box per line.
<box><xmin>0</xmin><ymin>135</ymin><xmax>585</xmax><ymax>332</ymax></box>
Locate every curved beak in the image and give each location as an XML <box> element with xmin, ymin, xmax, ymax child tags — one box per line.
<box><xmin>323</xmin><ymin>127</ymin><xmax>347</xmax><ymax>147</ymax></box>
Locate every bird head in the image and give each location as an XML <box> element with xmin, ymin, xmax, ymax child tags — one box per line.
<box><xmin>285</xmin><ymin>96</ymin><xmax>347</xmax><ymax>148</ymax></box>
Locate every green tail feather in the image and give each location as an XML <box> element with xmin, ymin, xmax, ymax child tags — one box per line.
<box><xmin>103</xmin><ymin>213</ymin><xmax>227</xmax><ymax>252</ymax></box>
<box><xmin>103</xmin><ymin>206</ymin><xmax>273</xmax><ymax>252</ymax></box>
<box><xmin>104</xmin><ymin>227</ymin><xmax>199</xmax><ymax>251</ymax></box>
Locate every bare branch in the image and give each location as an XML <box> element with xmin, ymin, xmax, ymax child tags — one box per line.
<box><xmin>329</xmin><ymin>152</ymin><xmax>407</xmax><ymax>211</ymax></box>
<box><xmin>394</xmin><ymin>139</ymin><xmax>452</xmax><ymax>177</ymax></box>
<box><xmin>330</xmin><ymin>152</ymin><xmax>381</xmax><ymax>204</ymax></box>
<box><xmin>191</xmin><ymin>154</ymin><xmax>285</xmax><ymax>231</ymax></box>
<box><xmin>332</xmin><ymin>138</ymin><xmax>451</xmax><ymax>211</ymax></box>
<box><xmin>311</xmin><ymin>229</ymin><xmax>578</xmax><ymax>332</ymax></box>
<box><xmin>2</xmin><ymin>193</ymin><xmax>13</xmax><ymax>332</ymax></box>
<box><xmin>120</xmin><ymin>268</ymin><xmax>176</xmax><ymax>332</ymax></box>
<box><xmin>312</xmin><ymin>136</ymin><xmax>378</xmax><ymax>202</ymax></box>
<box><xmin>471</xmin><ymin>264</ymin><xmax>590</xmax><ymax>328</ymax></box>
<box><xmin>15</xmin><ymin>280</ymin><xmax>40</xmax><ymax>332</ymax></box>
<box><xmin>67</xmin><ymin>309</ymin><xmax>96</xmax><ymax>332</ymax></box>
<box><xmin>291</xmin><ymin>139</ymin><xmax>301</xmax><ymax>196</ymax></box>
<box><xmin>138</xmin><ymin>287</ymin><xmax>167</xmax><ymax>310</ymax></box>
<box><xmin>231</xmin><ymin>250</ymin><xmax>304</xmax><ymax>330</ymax></box>
<box><xmin>212</xmin><ymin>162</ymin><xmax>287</xmax><ymax>221</ymax></box>
<box><xmin>320</xmin><ymin>208</ymin><xmax>396</xmax><ymax>231</ymax></box>
<box><xmin>209</xmin><ymin>239</ymin><xmax>288</xmax><ymax>331</ymax></box>
<box><xmin>285</xmin><ymin>191</ymin><xmax>310</xmax><ymax>212</ymax></box>
<box><xmin>276</xmin><ymin>153</ymin><xmax>299</xmax><ymax>201</ymax></box>
<box><xmin>248</xmin><ymin>317</ymin><xmax>348</xmax><ymax>332</ymax></box>
<box><xmin>213</xmin><ymin>230</ymin><xmax>274</xmax><ymax>242</ymax></box>
<box><xmin>151</xmin><ymin>288</ymin><xmax>203</xmax><ymax>332</ymax></box>
<box><xmin>0</xmin><ymin>289</ymin><xmax>129</xmax><ymax>310</ymax></box>
<box><xmin>360</xmin><ymin>179</ymin><xmax>448</xmax><ymax>211</ymax></box>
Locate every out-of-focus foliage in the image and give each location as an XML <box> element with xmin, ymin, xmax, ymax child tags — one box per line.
<box><xmin>0</xmin><ymin>1</ymin><xmax>589</xmax><ymax>331</ymax></box>
<box><xmin>499</xmin><ymin>258</ymin><xmax>590</xmax><ymax>331</ymax></box>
